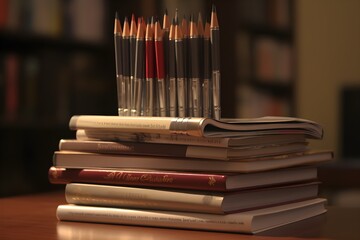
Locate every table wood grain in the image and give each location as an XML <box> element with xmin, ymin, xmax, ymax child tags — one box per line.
<box><xmin>1</xmin><ymin>191</ymin><xmax>359</xmax><ymax>240</ymax></box>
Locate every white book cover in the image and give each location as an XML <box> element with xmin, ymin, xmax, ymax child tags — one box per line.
<box><xmin>57</xmin><ymin>198</ymin><xmax>327</xmax><ymax>234</ymax></box>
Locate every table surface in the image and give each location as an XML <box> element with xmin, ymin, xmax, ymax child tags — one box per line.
<box><xmin>1</xmin><ymin>191</ymin><xmax>360</xmax><ymax>240</ymax></box>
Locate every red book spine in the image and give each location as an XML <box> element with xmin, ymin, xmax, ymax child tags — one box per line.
<box><xmin>48</xmin><ymin>167</ymin><xmax>227</xmax><ymax>191</ymax></box>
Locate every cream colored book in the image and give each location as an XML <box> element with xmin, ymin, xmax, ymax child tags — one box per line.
<box><xmin>56</xmin><ymin>198</ymin><xmax>327</xmax><ymax>234</ymax></box>
<box><xmin>53</xmin><ymin>150</ymin><xmax>333</xmax><ymax>173</ymax></box>
<box><xmin>64</xmin><ymin>182</ymin><xmax>319</xmax><ymax>214</ymax></box>
<box><xmin>69</xmin><ymin>115</ymin><xmax>323</xmax><ymax>139</ymax></box>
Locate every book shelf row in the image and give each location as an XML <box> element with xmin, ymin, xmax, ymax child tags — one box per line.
<box><xmin>236</xmin><ymin>33</ymin><xmax>294</xmax><ymax>83</ymax></box>
<box><xmin>0</xmin><ymin>52</ymin><xmax>116</xmax><ymax>127</ymax></box>
<box><xmin>237</xmin><ymin>0</ymin><xmax>292</xmax><ymax>30</ymax></box>
<box><xmin>232</xmin><ymin>0</ymin><xmax>295</xmax><ymax>118</ymax></box>
<box><xmin>0</xmin><ymin>0</ymin><xmax>107</xmax><ymax>44</ymax></box>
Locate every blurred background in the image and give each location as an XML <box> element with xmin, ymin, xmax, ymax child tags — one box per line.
<box><xmin>0</xmin><ymin>0</ymin><xmax>359</xmax><ymax>207</ymax></box>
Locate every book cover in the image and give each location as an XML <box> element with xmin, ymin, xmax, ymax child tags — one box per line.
<box><xmin>69</xmin><ymin>115</ymin><xmax>323</xmax><ymax>139</ymax></box>
<box><xmin>53</xmin><ymin>150</ymin><xmax>333</xmax><ymax>173</ymax></box>
<box><xmin>48</xmin><ymin>166</ymin><xmax>318</xmax><ymax>192</ymax></box>
<box><xmin>58</xmin><ymin>139</ymin><xmax>308</xmax><ymax>160</ymax></box>
<box><xmin>64</xmin><ymin>182</ymin><xmax>319</xmax><ymax>214</ymax></box>
<box><xmin>56</xmin><ymin>198</ymin><xmax>327</xmax><ymax>234</ymax></box>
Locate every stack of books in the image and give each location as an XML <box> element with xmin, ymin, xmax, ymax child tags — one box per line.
<box><xmin>49</xmin><ymin>115</ymin><xmax>332</xmax><ymax>234</ymax></box>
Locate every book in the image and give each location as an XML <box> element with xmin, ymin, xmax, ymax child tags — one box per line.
<box><xmin>58</xmin><ymin>139</ymin><xmax>308</xmax><ymax>160</ymax></box>
<box><xmin>76</xmin><ymin>129</ymin><xmax>308</xmax><ymax>148</ymax></box>
<box><xmin>69</xmin><ymin>115</ymin><xmax>323</xmax><ymax>139</ymax></box>
<box><xmin>56</xmin><ymin>210</ymin><xmax>326</xmax><ymax>239</ymax></box>
<box><xmin>53</xmin><ymin>150</ymin><xmax>333</xmax><ymax>173</ymax></box>
<box><xmin>64</xmin><ymin>182</ymin><xmax>319</xmax><ymax>214</ymax></box>
<box><xmin>56</xmin><ymin>198</ymin><xmax>327</xmax><ymax>234</ymax></box>
<box><xmin>48</xmin><ymin>166</ymin><xmax>318</xmax><ymax>192</ymax></box>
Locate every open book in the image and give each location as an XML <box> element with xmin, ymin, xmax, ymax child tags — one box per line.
<box><xmin>69</xmin><ymin>115</ymin><xmax>323</xmax><ymax>139</ymax></box>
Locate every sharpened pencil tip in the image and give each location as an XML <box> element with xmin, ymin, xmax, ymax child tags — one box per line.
<box><xmin>165</xmin><ymin>8</ymin><xmax>168</xmax><ymax>15</ymax></box>
<box><xmin>212</xmin><ymin>4</ymin><xmax>216</xmax><ymax>12</ymax></box>
<box><xmin>115</xmin><ymin>11</ymin><xmax>119</xmax><ymax>19</ymax></box>
<box><xmin>175</xmin><ymin>8</ymin><xmax>179</xmax><ymax>22</ymax></box>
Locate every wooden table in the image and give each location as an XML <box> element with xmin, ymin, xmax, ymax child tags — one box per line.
<box><xmin>1</xmin><ymin>191</ymin><xmax>359</xmax><ymax>240</ymax></box>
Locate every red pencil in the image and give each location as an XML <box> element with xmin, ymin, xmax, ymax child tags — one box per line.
<box><xmin>155</xmin><ymin>20</ymin><xmax>167</xmax><ymax>116</ymax></box>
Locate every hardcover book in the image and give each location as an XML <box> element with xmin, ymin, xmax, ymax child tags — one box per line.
<box><xmin>56</xmin><ymin>198</ymin><xmax>327</xmax><ymax>233</ymax></box>
<box><xmin>48</xmin><ymin>166</ymin><xmax>318</xmax><ymax>191</ymax></box>
<box><xmin>64</xmin><ymin>182</ymin><xmax>319</xmax><ymax>214</ymax></box>
<box><xmin>69</xmin><ymin>115</ymin><xmax>323</xmax><ymax>139</ymax></box>
<box><xmin>58</xmin><ymin>139</ymin><xmax>308</xmax><ymax>160</ymax></box>
<box><xmin>53</xmin><ymin>150</ymin><xmax>333</xmax><ymax>173</ymax></box>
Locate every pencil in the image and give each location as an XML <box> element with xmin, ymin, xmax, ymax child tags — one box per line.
<box><xmin>175</xmin><ymin>17</ymin><xmax>186</xmax><ymax>117</ymax></box>
<box><xmin>131</xmin><ymin>18</ymin><xmax>145</xmax><ymax>116</ymax></box>
<box><xmin>114</xmin><ymin>12</ymin><xmax>123</xmax><ymax>116</ymax></box>
<box><xmin>203</xmin><ymin>19</ymin><xmax>212</xmax><ymax>117</ymax></box>
<box><xmin>129</xmin><ymin>14</ymin><xmax>137</xmax><ymax>112</ymax></box>
<box><xmin>122</xmin><ymin>17</ymin><xmax>131</xmax><ymax>116</ymax></box>
<box><xmin>163</xmin><ymin>9</ymin><xmax>170</xmax><ymax>115</ymax></box>
<box><xmin>181</xmin><ymin>15</ymin><xmax>190</xmax><ymax>116</ymax></box>
<box><xmin>150</xmin><ymin>16</ymin><xmax>155</xmax><ymax>32</ymax></box>
<box><xmin>210</xmin><ymin>4</ymin><xmax>221</xmax><ymax>120</ymax></box>
<box><xmin>197</xmin><ymin>12</ymin><xmax>204</xmax><ymax>83</ymax></box>
<box><xmin>168</xmin><ymin>18</ymin><xmax>177</xmax><ymax>117</ymax></box>
<box><xmin>154</xmin><ymin>19</ymin><xmax>167</xmax><ymax>117</ymax></box>
<box><xmin>189</xmin><ymin>14</ymin><xmax>202</xmax><ymax>117</ymax></box>
<box><xmin>197</xmin><ymin>12</ymin><xmax>204</xmax><ymax>38</ymax></box>
<box><xmin>145</xmin><ymin>19</ymin><xmax>155</xmax><ymax>116</ymax></box>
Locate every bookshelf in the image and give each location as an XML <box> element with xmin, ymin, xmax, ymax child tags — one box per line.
<box><xmin>229</xmin><ymin>0</ymin><xmax>295</xmax><ymax>118</ymax></box>
<box><xmin>0</xmin><ymin>0</ymin><xmax>139</xmax><ymax>196</ymax></box>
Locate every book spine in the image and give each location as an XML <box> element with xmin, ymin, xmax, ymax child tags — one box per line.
<box><xmin>76</xmin><ymin>129</ymin><xmax>231</xmax><ymax>147</ymax></box>
<box><xmin>48</xmin><ymin>167</ymin><xmax>228</xmax><ymax>191</ymax></box>
<box><xmin>56</xmin><ymin>204</ymin><xmax>252</xmax><ymax>233</ymax></box>
<box><xmin>65</xmin><ymin>183</ymin><xmax>224</xmax><ymax>214</ymax></box>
